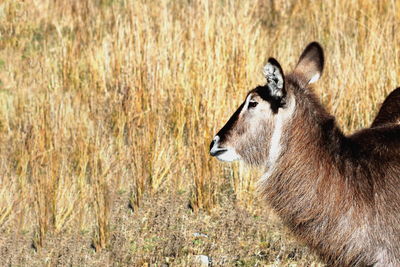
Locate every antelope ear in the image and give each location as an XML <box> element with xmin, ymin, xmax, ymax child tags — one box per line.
<box><xmin>263</xmin><ymin>58</ymin><xmax>285</xmax><ymax>99</ymax></box>
<box><xmin>293</xmin><ymin>42</ymin><xmax>324</xmax><ymax>86</ymax></box>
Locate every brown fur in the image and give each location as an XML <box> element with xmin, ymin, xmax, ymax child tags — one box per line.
<box><xmin>211</xmin><ymin>43</ymin><xmax>400</xmax><ymax>266</ymax></box>
<box><xmin>261</xmin><ymin>75</ymin><xmax>400</xmax><ymax>266</ymax></box>
<box><xmin>372</xmin><ymin>87</ymin><xmax>400</xmax><ymax>127</ymax></box>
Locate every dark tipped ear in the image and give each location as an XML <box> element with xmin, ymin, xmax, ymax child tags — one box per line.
<box><xmin>263</xmin><ymin>58</ymin><xmax>285</xmax><ymax>99</ymax></box>
<box><xmin>371</xmin><ymin>87</ymin><xmax>400</xmax><ymax>127</ymax></box>
<box><xmin>293</xmin><ymin>42</ymin><xmax>324</xmax><ymax>86</ymax></box>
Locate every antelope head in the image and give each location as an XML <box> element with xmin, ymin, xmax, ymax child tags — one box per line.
<box><xmin>210</xmin><ymin>42</ymin><xmax>324</xmax><ymax>167</ymax></box>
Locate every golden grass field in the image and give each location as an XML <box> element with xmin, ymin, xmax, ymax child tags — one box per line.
<box><xmin>0</xmin><ymin>0</ymin><xmax>399</xmax><ymax>266</ymax></box>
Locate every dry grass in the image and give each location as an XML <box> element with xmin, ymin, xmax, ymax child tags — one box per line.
<box><xmin>0</xmin><ymin>0</ymin><xmax>399</xmax><ymax>265</ymax></box>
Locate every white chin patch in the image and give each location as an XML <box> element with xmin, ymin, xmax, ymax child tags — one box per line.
<box><xmin>216</xmin><ymin>148</ymin><xmax>241</xmax><ymax>162</ymax></box>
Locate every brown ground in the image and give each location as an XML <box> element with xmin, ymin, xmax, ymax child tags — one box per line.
<box><xmin>0</xmin><ymin>192</ymin><xmax>321</xmax><ymax>266</ymax></box>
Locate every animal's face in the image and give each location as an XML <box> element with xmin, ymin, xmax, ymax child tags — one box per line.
<box><xmin>210</xmin><ymin>42</ymin><xmax>324</xmax><ymax>167</ymax></box>
<box><xmin>209</xmin><ymin>85</ymin><xmax>284</xmax><ymax>165</ymax></box>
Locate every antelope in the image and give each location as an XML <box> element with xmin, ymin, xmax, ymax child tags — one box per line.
<box><xmin>209</xmin><ymin>42</ymin><xmax>400</xmax><ymax>267</ymax></box>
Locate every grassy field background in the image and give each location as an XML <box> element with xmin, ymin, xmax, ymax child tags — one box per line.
<box><xmin>0</xmin><ymin>0</ymin><xmax>399</xmax><ymax>266</ymax></box>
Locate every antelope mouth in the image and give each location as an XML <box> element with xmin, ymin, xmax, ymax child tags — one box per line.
<box><xmin>210</xmin><ymin>149</ymin><xmax>227</xmax><ymax>157</ymax></box>
<box><xmin>209</xmin><ymin>135</ymin><xmax>241</xmax><ymax>162</ymax></box>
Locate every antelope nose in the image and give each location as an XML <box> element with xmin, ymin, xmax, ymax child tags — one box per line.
<box><xmin>210</xmin><ymin>136</ymin><xmax>226</xmax><ymax>156</ymax></box>
<box><xmin>210</xmin><ymin>139</ymin><xmax>216</xmax><ymax>151</ymax></box>
<box><xmin>210</xmin><ymin>135</ymin><xmax>219</xmax><ymax>153</ymax></box>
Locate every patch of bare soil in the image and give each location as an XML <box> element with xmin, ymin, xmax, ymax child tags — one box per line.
<box><xmin>0</xmin><ymin>192</ymin><xmax>321</xmax><ymax>266</ymax></box>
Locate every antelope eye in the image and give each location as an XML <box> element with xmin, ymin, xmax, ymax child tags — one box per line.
<box><xmin>249</xmin><ymin>101</ymin><xmax>258</xmax><ymax>108</ymax></box>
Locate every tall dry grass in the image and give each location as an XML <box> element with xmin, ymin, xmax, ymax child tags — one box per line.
<box><xmin>0</xmin><ymin>0</ymin><xmax>399</xmax><ymax>254</ymax></box>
